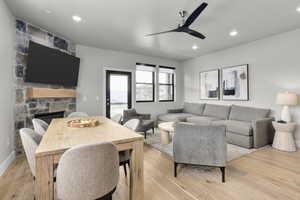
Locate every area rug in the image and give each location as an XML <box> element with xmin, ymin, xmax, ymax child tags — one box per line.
<box><xmin>144</xmin><ymin>129</ymin><xmax>257</xmax><ymax>162</ymax></box>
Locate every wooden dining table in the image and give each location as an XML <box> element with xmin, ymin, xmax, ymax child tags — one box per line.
<box><xmin>35</xmin><ymin>116</ymin><xmax>144</xmax><ymax>200</ymax></box>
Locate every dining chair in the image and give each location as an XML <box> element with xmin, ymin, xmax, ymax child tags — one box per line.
<box><xmin>67</xmin><ymin>112</ymin><xmax>89</xmax><ymax>117</ymax></box>
<box><xmin>19</xmin><ymin>128</ymin><xmax>43</xmax><ymax>178</ymax></box>
<box><xmin>123</xmin><ymin>118</ymin><xmax>140</xmax><ymax>130</ymax></box>
<box><xmin>56</xmin><ymin>142</ymin><xmax>119</xmax><ymax>200</ymax></box>
<box><xmin>32</xmin><ymin>118</ymin><xmax>49</xmax><ymax>136</ymax></box>
<box><xmin>111</xmin><ymin>113</ymin><xmax>122</xmax><ymax>124</ymax></box>
<box><xmin>119</xmin><ymin>119</ymin><xmax>140</xmax><ymax>176</ymax></box>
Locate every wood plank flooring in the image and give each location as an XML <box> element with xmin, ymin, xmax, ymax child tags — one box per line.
<box><xmin>1</xmin><ymin>145</ymin><xmax>300</xmax><ymax>200</ymax></box>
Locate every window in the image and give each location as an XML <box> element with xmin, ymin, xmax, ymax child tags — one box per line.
<box><xmin>159</xmin><ymin>66</ymin><xmax>175</xmax><ymax>102</ymax></box>
<box><xmin>136</xmin><ymin>63</ymin><xmax>155</xmax><ymax>102</ymax></box>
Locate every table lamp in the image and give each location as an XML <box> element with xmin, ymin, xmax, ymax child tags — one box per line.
<box><xmin>276</xmin><ymin>92</ymin><xmax>298</xmax><ymax>122</ymax></box>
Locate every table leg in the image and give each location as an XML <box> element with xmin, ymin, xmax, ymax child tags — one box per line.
<box><xmin>35</xmin><ymin>155</ymin><xmax>54</xmax><ymax>200</ymax></box>
<box><xmin>129</xmin><ymin>140</ymin><xmax>144</xmax><ymax>200</ymax></box>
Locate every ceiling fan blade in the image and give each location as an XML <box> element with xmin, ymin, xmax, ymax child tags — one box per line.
<box><xmin>183</xmin><ymin>2</ymin><xmax>208</xmax><ymax>27</ymax></box>
<box><xmin>145</xmin><ymin>29</ymin><xmax>179</xmax><ymax>36</ymax></box>
<box><xmin>185</xmin><ymin>29</ymin><xmax>206</xmax><ymax>39</ymax></box>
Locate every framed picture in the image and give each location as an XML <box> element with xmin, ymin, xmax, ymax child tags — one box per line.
<box><xmin>200</xmin><ymin>69</ymin><xmax>220</xmax><ymax>100</ymax></box>
<box><xmin>221</xmin><ymin>64</ymin><xmax>249</xmax><ymax>101</ymax></box>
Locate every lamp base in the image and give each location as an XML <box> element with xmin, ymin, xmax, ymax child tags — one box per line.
<box><xmin>281</xmin><ymin>106</ymin><xmax>292</xmax><ymax>122</ymax></box>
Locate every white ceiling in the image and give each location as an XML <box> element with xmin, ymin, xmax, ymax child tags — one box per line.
<box><xmin>5</xmin><ymin>0</ymin><xmax>300</xmax><ymax>61</ymax></box>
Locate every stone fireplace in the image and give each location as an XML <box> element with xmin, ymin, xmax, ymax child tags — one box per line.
<box><xmin>34</xmin><ymin>111</ymin><xmax>65</xmax><ymax>124</ymax></box>
<box><xmin>14</xmin><ymin>19</ymin><xmax>77</xmax><ymax>155</ymax></box>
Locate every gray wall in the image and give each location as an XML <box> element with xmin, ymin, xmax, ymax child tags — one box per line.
<box><xmin>76</xmin><ymin>45</ymin><xmax>184</xmax><ymax>118</ymax></box>
<box><xmin>0</xmin><ymin>1</ymin><xmax>15</xmax><ymax>167</ymax></box>
<box><xmin>183</xmin><ymin>28</ymin><xmax>300</xmax><ymax>147</ymax></box>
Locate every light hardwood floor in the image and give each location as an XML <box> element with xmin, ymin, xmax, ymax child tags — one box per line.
<box><xmin>1</xmin><ymin>145</ymin><xmax>300</xmax><ymax>200</ymax></box>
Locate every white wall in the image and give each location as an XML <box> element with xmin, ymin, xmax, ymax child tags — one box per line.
<box><xmin>183</xmin><ymin>28</ymin><xmax>300</xmax><ymax>147</ymax></box>
<box><xmin>0</xmin><ymin>1</ymin><xmax>15</xmax><ymax>175</ymax></box>
<box><xmin>76</xmin><ymin>45</ymin><xmax>183</xmax><ymax>118</ymax></box>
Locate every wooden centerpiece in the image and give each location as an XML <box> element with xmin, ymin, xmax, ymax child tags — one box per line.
<box><xmin>67</xmin><ymin>118</ymin><xmax>100</xmax><ymax>128</ymax></box>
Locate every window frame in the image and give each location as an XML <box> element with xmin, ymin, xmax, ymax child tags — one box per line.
<box><xmin>135</xmin><ymin>63</ymin><xmax>156</xmax><ymax>103</ymax></box>
<box><xmin>159</xmin><ymin>66</ymin><xmax>175</xmax><ymax>102</ymax></box>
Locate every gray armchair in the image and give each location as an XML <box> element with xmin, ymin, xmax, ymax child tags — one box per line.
<box><xmin>173</xmin><ymin>123</ymin><xmax>227</xmax><ymax>182</ymax></box>
<box><xmin>123</xmin><ymin>109</ymin><xmax>154</xmax><ymax>139</ymax></box>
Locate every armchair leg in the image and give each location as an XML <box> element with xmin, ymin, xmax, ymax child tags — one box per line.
<box><xmin>123</xmin><ymin>163</ymin><xmax>127</xmax><ymax>177</ymax></box>
<box><xmin>220</xmin><ymin>167</ymin><xmax>225</xmax><ymax>183</ymax></box>
<box><xmin>174</xmin><ymin>162</ymin><xmax>178</xmax><ymax>177</ymax></box>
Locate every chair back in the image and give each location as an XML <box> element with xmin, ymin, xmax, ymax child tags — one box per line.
<box><xmin>174</xmin><ymin>123</ymin><xmax>227</xmax><ymax>167</ymax></box>
<box><xmin>123</xmin><ymin>109</ymin><xmax>137</xmax><ymax>123</ymax></box>
<box><xmin>68</xmin><ymin>112</ymin><xmax>89</xmax><ymax>118</ymax></box>
<box><xmin>19</xmin><ymin>128</ymin><xmax>42</xmax><ymax>177</ymax></box>
<box><xmin>123</xmin><ymin>119</ymin><xmax>140</xmax><ymax>131</ymax></box>
<box><xmin>56</xmin><ymin>142</ymin><xmax>119</xmax><ymax>200</ymax></box>
<box><xmin>32</xmin><ymin>118</ymin><xmax>49</xmax><ymax>136</ymax></box>
<box><xmin>111</xmin><ymin>114</ymin><xmax>122</xmax><ymax>124</ymax></box>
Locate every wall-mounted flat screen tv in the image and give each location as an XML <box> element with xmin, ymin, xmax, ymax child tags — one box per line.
<box><xmin>25</xmin><ymin>41</ymin><xmax>80</xmax><ymax>87</ymax></box>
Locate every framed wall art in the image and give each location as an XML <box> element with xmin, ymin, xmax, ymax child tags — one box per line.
<box><xmin>221</xmin><ymin>64</ymin><xmax>249</xmax><ymax>101</ymax></box>
<box><xmin>200</xmin><ymin>69</ymin><xmax>220</xmax><ymax>100</ymax></box>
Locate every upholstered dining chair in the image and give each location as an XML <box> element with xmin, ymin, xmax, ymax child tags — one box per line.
<box><xmin>32</xmin><ymin>118</ymin><xmax>49</xmax><ymax>136</ymax></box>
<box><xmin>56</xmin><ymin>142</ymin><xmax>119</xmax><ymax>200</ymax></box>
<box><xmin>173</xmin><ymin>123</ymin><xmax>227</xmax><ymax>182</ymax></box>
<box><xmin>19</xmin><ymin>128</ymin><xmax>43</xmax><ymax>178</ymax></box>
<box><xmin>119</xmin><ymin>119</ymin><xmax>140</xmax><ymax>176</ymax></box>
<box><xmin>111</xmin><ymin>113</ymin><xmax>122</xmax><ymax>124</ymax></box>
<box><xmin>67</xmin><ymin>112</ymin><xmax>89</xmax><ymax>117</ymax></box>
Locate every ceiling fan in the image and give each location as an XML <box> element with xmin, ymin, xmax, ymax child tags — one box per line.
<box><xmin>145</xmin><ymin>2</ymin><xmax>208</xmax><ymax>39</ymax></box>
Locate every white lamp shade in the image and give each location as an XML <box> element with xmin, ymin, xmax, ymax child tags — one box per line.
<box><xmin>276</xmin><ymin>92</ymin><xmax>298</xmax><ymax>105</ymax></box>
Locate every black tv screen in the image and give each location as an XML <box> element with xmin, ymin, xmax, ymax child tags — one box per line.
<box><xmin>25</xmin><ymin>41</ymin><xmax>80</xmax><ymax>87</ymax></box>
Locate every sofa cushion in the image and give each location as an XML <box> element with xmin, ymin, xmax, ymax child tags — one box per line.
<box><xmin>186</xmin><ymin>116</ymin><xmax>220</xmax><ymax>125</ymax></box>
<box><xmin>203</xmin><ymin>104</ymin><xmax>231</xmax><ymax>120</ymax></box>
<box><xmin>212</xmin><ymin>120</ymin><xmax>253</xmax><ymax>136</ymax></box>
<box><xmin>183</xmin><ymin>102</ymin><xmax>205</xmax><ymax>115</ymax></box>
<box><xmin>229</xmin><ymin>105</ymin><xmax>270</xmax><ymax>122</ymax></box>
<box><xmin>226</xmin><ymin>132</ymin><xmax>253</xmax><ymax>148</ymax></box>
<box><xmin>158</xmin><ymin>113</ymin><xmax>196</xmax><ymax>122</ymax></box>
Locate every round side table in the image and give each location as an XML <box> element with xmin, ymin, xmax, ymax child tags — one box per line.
<box><xmin>272</xmin><ymin>122</ymin><xmax>297</xmax><ymax>152</ymax></box>
<box><xmin>158</xmin><ymin>122</ymin><xmax>175</xmax><ymax>144</ymax></box>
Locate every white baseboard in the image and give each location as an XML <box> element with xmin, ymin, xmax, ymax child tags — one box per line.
<box><xmin>0</xmin><ymin>151</ymin><xmax>16</xmax><ymax>176</ymax></box>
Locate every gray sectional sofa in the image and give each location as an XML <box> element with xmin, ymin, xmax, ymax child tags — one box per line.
<box><xmin>158</xmin><ymin>103</ymin><xmax>274</xmax><ymax>149</ymax></box>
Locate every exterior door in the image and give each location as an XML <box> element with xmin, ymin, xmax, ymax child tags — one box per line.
<box><xmin>106</xmin><ymin>70</ymin><xmax>132</xmax><ymax>118</ymax></box>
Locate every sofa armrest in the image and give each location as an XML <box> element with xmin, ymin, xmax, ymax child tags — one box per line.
<box><xmin>167</xmin><ymin>108</ymin><xmax>184</xmax><ymax>114</ymax></box>
<box><xmin>252</xmin><ymin>117</ymin><xmax>275</xmax><ymax>148</ymax></box>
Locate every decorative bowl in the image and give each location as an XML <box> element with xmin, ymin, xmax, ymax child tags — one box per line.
<box><xmin>67</xmin><ymin>119</ymin><xmax>99</xmax><ymax>128</ymax></box>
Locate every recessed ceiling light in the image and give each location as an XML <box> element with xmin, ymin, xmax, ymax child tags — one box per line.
<box><xmin>45</xmin><ymin>10</ymin><xmax>52</xmax><ymax>14</ymax></box>
<box><xmin>192</xmin><ymin>45</ymin><xmax>198</xmax><ymax>50</ymax></box>
<box><xmin>72</xmin><ymin>15</ymin><xmax>82</xmax><ymax>22</ymax></box>
<box><xmin>229</xmin><ymin>30</ymin><xmax>238</xmax><ymax>37</ymax></box>
<box><xmin>297</xmin><ymin>7</ymin><xmax>300</xmax><ymax>12</ymax></box>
